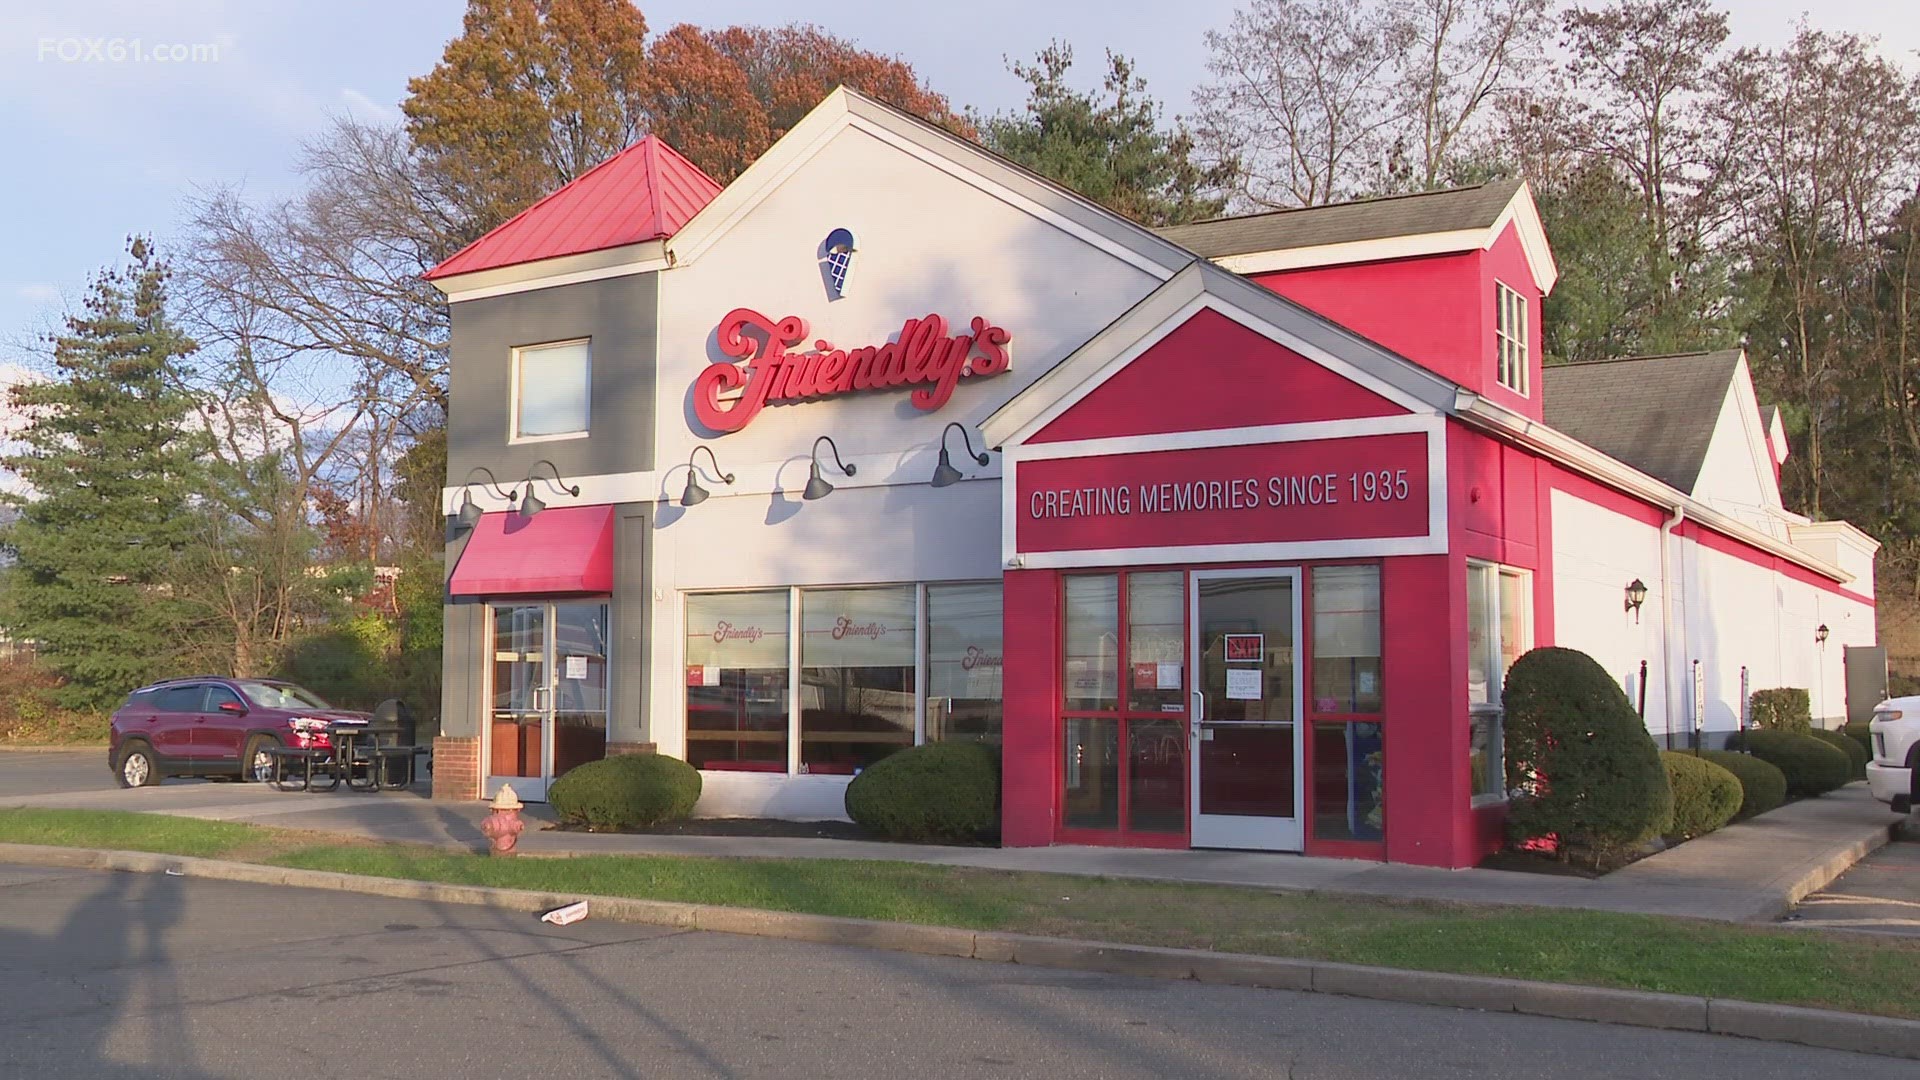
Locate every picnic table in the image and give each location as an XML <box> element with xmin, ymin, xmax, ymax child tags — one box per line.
<box><xmin>268</xmin><ymin>723</ymin><xmax>425</xmax><ymax>792</ymax></box>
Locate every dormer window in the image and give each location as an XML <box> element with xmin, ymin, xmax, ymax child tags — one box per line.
<box><xmin>1495</xmin><ymin>282</ymin><xmax>1528</xmax><ymax>395</ymax></box>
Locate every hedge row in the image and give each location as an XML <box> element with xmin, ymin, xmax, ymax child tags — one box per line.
<box><xmin>1726</xmin><ymin>729</ymin><xmax>1851</xmax><ymax>800</ymax></box>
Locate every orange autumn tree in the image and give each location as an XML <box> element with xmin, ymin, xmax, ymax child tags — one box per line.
<box><xmin>646</xmin><ymin>23</ymin><xmax>972</xmax><ymax>179</ymax></box>
<box><xmin>404</xmin><ymin>0</ymin><xmax>652</xmax><ymax>237</ymax></box>
<box><xmin>405</xmin><ymin>3</ymin><xmax>966</xmax><ymax>232</ymax></box>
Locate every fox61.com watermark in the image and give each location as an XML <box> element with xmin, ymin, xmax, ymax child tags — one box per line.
<box><xmin>38</xmin><ymin>37</ymin><xmax>223</xmax><ymax>64</ymax></box>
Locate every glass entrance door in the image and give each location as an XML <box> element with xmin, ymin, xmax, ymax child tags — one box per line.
<box><xmin>1190</xmin><ymin>570</ymin><xmax>1304</xmax><ymax>851</ymax></box>
<box><xmin>488</xmin><ymin>601</ymin><xmax>609</xmax><ymax>801</ymax></box>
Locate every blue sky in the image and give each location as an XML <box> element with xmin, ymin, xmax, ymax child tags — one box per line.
<box><xmin>3</xmin><ymin>0</ymin><xmax>1916</xmax><ymax>353</ymax></box>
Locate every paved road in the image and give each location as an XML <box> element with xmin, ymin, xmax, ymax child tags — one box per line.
<box><xmin>0</xmin><ymin>748</ymin><xmax>122</xmax><ymax>797</ymax></box>
<box><xmin>1795</xmin><ymin>839</ymin><xmax>1920</xmax><ymax>936</ymax></box>
<box><xmin>0</xmin><ymin>864</ymin><xmax>1910</xmax><ymax>1079</ymax></box>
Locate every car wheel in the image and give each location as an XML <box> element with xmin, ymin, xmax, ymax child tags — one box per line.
<box><xmin>241</xmin><ymin>735</ymin><xmax>280</xmax><ymax>784</ymax></box>
<box><xmin>116</xmin><ymin>743</ymin><xmax>159</xmax><ymax>788</ymax></box>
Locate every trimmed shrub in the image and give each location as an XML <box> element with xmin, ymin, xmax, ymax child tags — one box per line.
<box><xmin>1503</xmin><ymin>647</ymin><xmax>1673</xmax><ymax>863</ymax></box>
<box><xmin>1660</xmin><ymin>752</ymin><xmax>1742</xmax><ymax>840</ymax></box>
<box><xmin>1748</xmin><ymin>688</ymin><xmax>1812</xmax><ymax>734</ymax></box>
<box><xmin>547</xmin><ymin>753</ymin><xmax>701</xmax><ymax>830</ymax></box>
<box><xmin>1809</xmin><ymin>728</ymin><xmax>1869</xmax><ymax>780</ymax></box>
<box><xmin>1698</xmin><ymin>749</ymin><xmax>1788</xmax><ymax>819</ymax></box>
<box><xmin>1726</xmin><ymin>730</ymin><xmax>1850</xmax><ymax>800</ymax></box>
<box><xmin>845</xmin><ymin>741</ymin><xmax>999</xmax><ymax>842</ymax></box>
<box><xmin>1842</xmin><ymin>720</ymin><xmax>1875</xmax><ymax>763</ymax></box>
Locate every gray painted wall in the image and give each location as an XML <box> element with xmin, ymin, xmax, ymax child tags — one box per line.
<box><xmin>610</xmin><ymin>503</ymin><xmax>651</xmax><ymax>744</ymax></box>
<box><xmin>442</xmin><ymin>273</ymin><xmax>660</xmax><ymax>756</ymax></box>
<box><xmin>447</xmin><ymin>272</ymin><xmax>659</xmax><ymax>487</ymax></box>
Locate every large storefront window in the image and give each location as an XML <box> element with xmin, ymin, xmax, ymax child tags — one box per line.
<box><xmin>1311</xmin><ymin>566</ymin><xmax>1382</xmax><ymax>714</ymax></box>
<box><xmin>926</xmin><ymin>583</ymin><xmax>1003</xmax><ymax>742</ymax></box>
<box><xmin>1468</xmin><ymin>562</ymin><xmax>1532</xmax><ymax>803</ymax></box>
<box><xmin>685</xmin><ymin>582</ymin><xmax>1002</xmax><ymax>775</ymax></box>
<box><xmin>1061</xmin><ymin>572</ymin><xmax>1185</xmax><ymax>840</ymax></box>
<box><xmin>801</xmin><ymin>587</ymin><xmax>916</xmax><ymax>774</ymax></box>
<box><xmin>685</xmin><ymin>591</ymin><xmax>791</xmax><ymax>771</ymax></box>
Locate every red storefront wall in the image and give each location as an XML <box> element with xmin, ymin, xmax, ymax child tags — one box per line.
<box><xmin>1000</xmin><ymin>554</ymin><xmax>1479</xmax><ymax>867</ymax></box>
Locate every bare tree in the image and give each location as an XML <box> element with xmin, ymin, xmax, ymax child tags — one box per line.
<box><xmin>1389</xmin><ymin>0</ymin><xmax>1550</xmax><ymax>191</ymax></box>
<box><xmin>1195</xmin><ymin>0</ymin><xmax>1409</xmax><ymax>207</ymax></box>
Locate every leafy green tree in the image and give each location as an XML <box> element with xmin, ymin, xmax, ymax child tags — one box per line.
<box><xmin>978</xmin><ymin>43</ymin><xmax>1233</xmax><ymax>227</ymax></box>
<box><xmin>0</xmin><ymin>240</ymin><xmax>207</xmax><ymax>710</ymax></box>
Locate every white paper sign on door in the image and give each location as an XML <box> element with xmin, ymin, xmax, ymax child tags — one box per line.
<box><xmin>565</xmin><ymin>655</ymin><xmax>588</xmax><ymax>680</ymax></box>
<box><xmin>1156</xmin><ymin>662</ymin><xmax>1182</xmax><ymax>690</ymax></box>
<box><xmin>1226</xmin><ymin>668</ymin><xmax>1262</xmax><ymax>700</ymax></box>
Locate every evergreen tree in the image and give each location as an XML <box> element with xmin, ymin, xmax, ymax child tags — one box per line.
<box><xmin>979</xmin><ymin>44</ymin><xmax>1234</xmax><ymax>227</ymax></box>
<box><xmin>0</xmin><ymin>239</ymin><xmax>207</xmax><ymax>710</ymax></box>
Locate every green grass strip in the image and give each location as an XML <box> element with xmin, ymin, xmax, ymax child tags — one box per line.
<box><xmin>3</xmin><ymin>807</ymin><xmax>1917</xmax><ymax>1019</ymax></box>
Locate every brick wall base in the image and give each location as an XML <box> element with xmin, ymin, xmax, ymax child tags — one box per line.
<box><xmin>606</xmin><ymin>742</ymin><xmax>657</xmax><ymax>757</ymax></box>
<box><xmin>432</xmin><ymin>736</ymin><xmax>481</xmax><ymax>801</ymax></box>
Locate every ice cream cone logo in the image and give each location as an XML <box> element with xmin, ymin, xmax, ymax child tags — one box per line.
<box><xmin>822</xmin><ymin>228</ymin><xmax>855</xmax><ymax>299</ymax></box>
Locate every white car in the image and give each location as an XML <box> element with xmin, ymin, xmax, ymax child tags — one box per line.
<box><xmin>1866</xmin><ymin>698</ymin><xmax>1920</xmax><ymax>810</ymax></box>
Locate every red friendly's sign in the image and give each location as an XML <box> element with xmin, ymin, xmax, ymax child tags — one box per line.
<box><xmin>692</xmin><ymin>308</ymin><xmax>1012</xmax><ymax>433</ymax></box>
<box><xmin>1017</xmin><ymin>432</ymin><xmax>1431</xmax><ymax>553</ymax></box>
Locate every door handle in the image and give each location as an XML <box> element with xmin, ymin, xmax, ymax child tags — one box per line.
<box><xmin>1190</xmin><ymin>689</ymin><xmax>1204</xmax><ymax>727</ymax></box>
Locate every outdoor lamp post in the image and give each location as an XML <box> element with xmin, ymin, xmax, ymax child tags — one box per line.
<box><xmin>680</xmin><ymin>445</ymin><xmax>735</xmax><ymax>507</ymax></box>
<box><xmin>519</xmin><ymin>460</ymin><xmax>580</xmax><ymax>518</ymax></box>
<box><xmin>1624</xmin><ymin>578</ymin><xmax>1648</xmax><ymax>623</ymax></box>
<box><xmin>930</xmin><ymin>422</ymin><xmax>991</xmax><ymax>488</ymax></box>
<box><xmin>803</xmin><ymin>435</ymin><xmax>856</xmax><ymax>501</ymax></box>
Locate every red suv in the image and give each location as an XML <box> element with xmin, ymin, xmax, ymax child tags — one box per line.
<box><xmin>109</xmin><ymin>677</ymin><xmax>372</xmax><ymax>788</ymax></box>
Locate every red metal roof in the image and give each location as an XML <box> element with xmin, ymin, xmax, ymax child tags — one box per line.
<box><xmin>448</xmin><ymin>506</ymin><xmax>615</xmax><ymax>596</ymax></box>
<box><xmin>425</xmin><ymin>136</ymin><xmax>722</xmax><ymax>281</ymax></box>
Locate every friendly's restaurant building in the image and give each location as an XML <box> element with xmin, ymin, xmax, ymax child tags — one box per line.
<box><xmin>423</xmin><ymin>88</ymin><xmax>1878</xmax><ymax>868</ymax></box>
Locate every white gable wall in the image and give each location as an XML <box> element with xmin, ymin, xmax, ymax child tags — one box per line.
<box><xmin>644</xmin><ymin>122</ymin><xmax>1167</xmax><ymax>811</ymax></box>
<box><xmin>1692</xmin><ymin>361</ymin><xmax>1787</xmax><ymax>539</ymax></box>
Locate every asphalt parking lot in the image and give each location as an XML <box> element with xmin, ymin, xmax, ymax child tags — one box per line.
<box><xmin>4</xmin><ymin>863</ymin><xmax>1915</xmax><ymax>1080</ymax></box>
<box><xmin>0</xmin><ymin>747</ymin><xmax>127</xmax><ymax>797</ymax></box>
<box><xmin>1794</xmin><ymin>837</ymin><xmax>1920</xmax><ymax>936</ymax></box>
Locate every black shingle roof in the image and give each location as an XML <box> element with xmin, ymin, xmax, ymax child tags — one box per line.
<box><xmin>1154</xmin><ymin>179</ymin><xmax>1525</xmax><ymax>259</ymax></box>
<box><xmin>1542</xmin><ymin>351</ymin><xmax>1744</xmax><ymax>494</ymax></box>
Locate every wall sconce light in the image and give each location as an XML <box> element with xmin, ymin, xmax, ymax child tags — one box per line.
<box><xmin>452</xmin><ymin>467</ymin><xmax>516</xmax><ymax>532</ymax></box>
<box><xmin>680</xmin><ymin>445</ymin><xmax>734</xmax><ymax>507</ymax></box>
<box><xmin>1624</xmin><ymin>578</ymin><xmax>1648</xmax><ymax>623</ymax></box>
<box><xmin>930</xmin><ymin>422</ymin><xmax>991</xmax><ymax>488</ymax></box>
<box><xmin>803</xmin><ymin>435</ymin><xmax>855</xmax><ymax>501</ymax></box>
<box><xmin>1816</xmin><ymin>623</ymin><xmax>1830</xmax><ymax>646</ymax></box>
<box><xmin>519</xmin><ymin>460</ymin><xmax>580</xmax><ymax>518</ymax></box>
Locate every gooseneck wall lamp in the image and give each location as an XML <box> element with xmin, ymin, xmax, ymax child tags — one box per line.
<box><xmin>803</xmin><ymin>435</ymin><xmax>856</xmax><ymax>501</ymax></box>
<box><xmin>453</xmin><ymin>467</ymin><xmax>517</xmax><ymax>532</ymax></box>
<box><xmin>1624</xmin><ymin>578</ymin><xmax>1648</xmax><ymax>623</ymax></box>
<box><xmin>518</xmin><ymin>460</ymin><xmax>580</xmax><ymax>518</ymax></box>
<box><xmin>930</xmin><ymin>422</ymin><xmax>992</xmax><ymax>488</ymax></box>
<box><xmin>680</xmin><ymin>445</ymin><xmax>734</xmax><ymax>507</ymax></box>
<box><xmin>1816</xmin><ymin>623</ymin><xmax>1830</xmax><ymax>646</ymax></box>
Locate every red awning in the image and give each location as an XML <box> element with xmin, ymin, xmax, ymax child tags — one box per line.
<box><xmin>449</xmin><ymin>506</ymin><xmax>615</xmax><ymax>596</ymax></box>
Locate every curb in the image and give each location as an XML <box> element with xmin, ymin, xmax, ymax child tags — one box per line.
<box><xmin>3</xmin><ymin>843</ymin><xmax>1917</xmax><ymax>1059</ymax></box>
<box><xmin>1770</xmin><ymin>815</ymin><xmax>1902</xmax><ymax>919</ymax></box>
<box><xmin>0</xmin><ymin>745</ymin><xmax>106</xmax><ymax>754</ymax></box>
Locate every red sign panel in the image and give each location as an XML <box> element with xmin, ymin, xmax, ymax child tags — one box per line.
<box><xmin>1223</xmin><ymin>634</ymin><xmax>1263</xmax><ymax>662</ymax></box>
<box><xmin>692</xmin><ymin>308</ymin><xmax>1011</xmax><ymax>433</ymax></box>
<box><xmin>1017</xmin><ymin>432</ymin><xmax>1430</xmax><ymax>553</ymax></box>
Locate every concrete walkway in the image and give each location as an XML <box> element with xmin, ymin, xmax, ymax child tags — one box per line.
<box><xmin>0</xmin><ymin>752</ymin><xmax>1904</xmax><ymax>923</ymax></box>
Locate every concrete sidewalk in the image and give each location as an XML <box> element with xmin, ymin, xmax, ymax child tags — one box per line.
<box><xmin>1</xmin><ymin>760</ymin><xmax>1904</xmax><ymax>922</ymax></box>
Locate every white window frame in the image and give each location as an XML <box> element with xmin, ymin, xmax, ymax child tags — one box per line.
<box><xmin>680</xmin><ymin>580</ymin><xmax>1004</xmax><ymax>776</ymax></box>
<box><xmin>1494</xmin><ymin>281</ymin><xmax>1528</xmax><ymax>396</ymax></box>
<box><xmin>1468</xmin><ymin>559</ymin><xmax>1532</xmax><ymax>807</ymax></box>
<box><xmin>509</xmin><ymin>337</ymin><xmax>592</xmax><ymax>444</ymax></box>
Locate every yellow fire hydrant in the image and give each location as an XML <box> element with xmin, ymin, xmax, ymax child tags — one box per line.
<box><xmin>479</xmin><ymin>784</ymin><xmax>526</xmax><ymax>856</ymax></box>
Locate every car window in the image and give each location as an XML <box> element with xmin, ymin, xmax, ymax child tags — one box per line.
<box><xmin>155</xmin><ymin>685</ymin><xmax>208</xmax><ymax>712</ymax></box>
<box><xmin>205</xmin><ymin>685</ymin><xmax>244</xmax><ymax>712</ymax></box>
<box><xmin>235</xmin><ymin>680</ymin><xmax>331</xmax><ymax>710</ymax></box>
